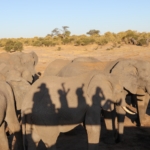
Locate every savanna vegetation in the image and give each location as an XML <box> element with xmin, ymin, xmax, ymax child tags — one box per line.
<box><xmin>0</xmin><ymin>26</ymin><xmax>150</xmax><ymax>52</ymax></box>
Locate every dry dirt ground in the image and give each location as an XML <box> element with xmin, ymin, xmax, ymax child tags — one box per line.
<box><xmin>1</xmin><ymin>44</ymin><xmax>150</xmax><ymax>149</ymax></box>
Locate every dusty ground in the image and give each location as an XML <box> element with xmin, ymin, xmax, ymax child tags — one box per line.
<box><xmin>1</xmin><ymin>43</ymin><xmax>150</xmax><ymax>149</ymax></box>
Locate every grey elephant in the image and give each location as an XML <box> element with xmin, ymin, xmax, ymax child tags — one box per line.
<box><xmin>0</xmin><ymin>51</ymin><xmax>38</xmax><ymax>83</ymax></box>
<box><xmin>21</xmin><ymin>70</ymin><xmax>138</xmax><ymax>150</ymax></box>
<box><xmin>43</xmin><ymin>59</ymin><xmax>71</xmax><ymax>77</ymax></box>
<box><xmin>72</xmin><ymin>56</ymin><xmax>99</xmax><ymax>62</ymax></box>
<box><xmin>43</xmin><ymin>58</ymin><xmax>109</xmax><ymax>77</ymax></box>
<box><xmin>0</xmin><ymin>52</ymin><xmax>38</xmax><ymax>149</ymax></box>
<box><xmin>107</xmin><ymin>58</ymin><xmax>150</xmax><ymax>126</ymax></box>
<box><xmin>43</xmin><ymin>56</ymin><xmax>100</xmax><ymax>77</ymax></box>
<box><xmin>0</xmin><ymin>79</ymin><xmax>23</xmax><ymax>150</ymax></box>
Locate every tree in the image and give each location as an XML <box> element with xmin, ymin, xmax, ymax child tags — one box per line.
<box><xmin>51</xmin><ymin>28</ymin><xmax>60</xmax><ymax>37</ymax></box>
<box><xmin>50</xmin><ymin>26</ymin><xmax>71</xmax><ymax>39</ymax></box>
<box><xmin>86</xmin><ymin>29</ymin><xmax>100</xmax><ymax>36</ymax></box>
<box><xmin>62</xmin><ymin>26</ymin><xmax>71</xmax><ymax>38</ymax></box>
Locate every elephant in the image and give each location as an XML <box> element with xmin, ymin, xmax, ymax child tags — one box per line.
<box><xmin>107</xmin><ymin>58</ymin><xmax>150</xmax><ymax>126</ymax></box>
<box><xmin>71</xmin><ymin>56</ymin><xmax>99</xmax><ymax>62</ymax></box>
<box><xmin>21</xmin><ymin>70</ymin><xmax>138</xmax><ymax>150</ymax></box>
<box><xmin>0</xmin><ymin>52</ymin><xmax>38</xmax><ymax>149</ymax></box>
<box><xmin>0</xmin><ymin>79</ymin><xmax>23</xmax><ymax>150</ymax></box>
<box><xmin>43</xmin><ymin>59</ymin><xmax>71</xmax><ymax>77</ymax></box>
<box><xmin>0</xmin><ymin>51</ymin><xmax>38</xmax><ymax>83</ymax></box>
<box><xmin>43</xmin><ymin>57</ymin><xmax>109</xmax><ymax>77</ymax></box>
<box><xmin>43</xmin><ymin>57</ymin><xmax>99</xmax><ymax>77</ymax></box>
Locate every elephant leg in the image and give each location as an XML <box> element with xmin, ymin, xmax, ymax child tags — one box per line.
<box><xmin>136</xmin><ymin>89</ymin><xmax>149</xmax><ymax>126</ymax></box>
<box><xmin>115</xmin><ymin>105</ymin><xmax>126</xmax><ymax>143</ymax></box>
<box><xmin>85</xmin><ymin>108</ymin><xmax>100</xmax><ymax>150</ymax></box>
<box><xmin>102</xmin><ymin>109</ymin><xmax>116</xmax><ymax>144</ymax></box>
<box><xmin>0</xmin><ymin>122</ymin><xmax>9</xmax><ymax>150</ymax></box>
<box><xmin>25</xmin><ymin>124</ymin><xmax>41</xmax><ymax>150</ymax></box>
<box><xmin>12</xmin><ymin>130</ymin><xmax>24</xmax><ymax>150</ymax></box>
<box><xmin>35</xmin><ymin>126</ymin><xmax>59</xmax><ymax>150</ymax></box>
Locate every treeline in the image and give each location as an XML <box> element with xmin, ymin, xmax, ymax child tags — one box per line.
<box><xmin>0</xmin><ymin>29</ymin><xmax>150</xmax><ymax>52</ymax></box>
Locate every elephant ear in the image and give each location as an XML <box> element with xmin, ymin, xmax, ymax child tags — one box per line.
<box><xmin>0</xmin><ymin>93</ymin><xmax>7</xmax><ymax>125</ymax></box>
<box><xmin>8</xmin><ymin>79</ymin><xmax>31</xmax><ymax>110</ymax></box>
<box><xmin>110</xmin><ymin>62</ymin><xmax>139</xmax><ymax>94</ymax></box>
<box><xmin>87</xmin><ymin>73</ymin><xmax>115</xmax><ymax>111</ymax></box>
<box><xmin>31</xmin><ymin>51</ymin><xmax>38</xmax><ymax>66</ymax></box>
<box><xmin>119</xmin><ymin>65</ymin><xmax>138</xmax><ymax>94</ymax></box>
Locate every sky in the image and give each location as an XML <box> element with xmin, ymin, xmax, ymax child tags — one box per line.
<box><xmin>1</xmin><ymin>0</ymin><xmax>150</xmax><ymax>38</ymax></box>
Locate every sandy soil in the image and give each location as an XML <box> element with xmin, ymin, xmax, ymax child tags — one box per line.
<box><xmin>1</xmin><ymin>44</ymin><xmax>150</xmax><ymax>149</ymax></box>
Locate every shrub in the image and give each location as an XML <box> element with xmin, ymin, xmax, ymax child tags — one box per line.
<box><xmin>13</xmin><ymin>41</ymin><xmax>23</xmax><ymax>51</ymax></box>
<box><xmin>5</xmin><ymin>40</ymin><xmax>14</xmax><ymax>52</ymax></box>
<box><xmin>96</xmin><ymin>38</ymin><xmax>108</xmax><ymax>45</ymax></box>
<box><xmin>56</xmin><ymin>47</ymin><xmax>61</xmax><ymax>51</ymax></box>
<box><xmin>0</xmin><ymin>42</ymin><xmax>3</xmax><ymax>47</ymax></box>
<box><xmin>137</xmin><ymin>38</ymin><xmax>147</xmax><ymax>46</ymax></box>
<box><xmin>4</xmin><ymin>40</ymin><xmax>23</xmax><ymax>52</ymax></box>
<box><xmin>74</xmin><ymin>37</ymin><xmax>95</xmax><ymax>46</ymax></box>
<box><xmin>32</xmin><ymin>40</ymin><xmax>43</xmax><ymax>46</ymax></box>
<box><xmin>62</xmin><ymin>38</ymin><xmax>71</xmax><ymax>45</ymax></box>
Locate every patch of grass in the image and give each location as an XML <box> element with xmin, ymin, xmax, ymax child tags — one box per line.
<box><xmin>56</xmin><ymin>47</ymin><xmax>61</xmax><ymax>51</ymax></box>
<box><xmin>94</xmin><ymin>46</ymin><xmax>99</xmax><ymax>50</ymax></box>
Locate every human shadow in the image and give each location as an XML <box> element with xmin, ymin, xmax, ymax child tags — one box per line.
<box><xmin>58</xmin><ymin>83</ymin><xmax>70</xmax><ymax>109</ymax></box>
<box><xmin>32</xmin><ymin>83</ymin><xmax>56</xmax><ymax>125</ymax></box>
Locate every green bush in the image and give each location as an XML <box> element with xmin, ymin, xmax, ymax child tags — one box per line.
<box><xmin>74</xmin><ymin>37</ymin><xmax>95</xmax><ymax>46</ymax></box>
<box><xmin>0</xmin><ymin>42</ymin><xmax>3</xmax><ymax>47</ymax></box>
<box><xmin>4</xmin><ymin>40</ymin><xmax>23</xmax><ymax>52</ymax></box>
<box><xmin>32</xmin><ymin>40</ymin><xmax>43</xmax><ymax>46</ymax></box>
<box><xmin>62</xmin><ymin>38</ymin><xmax>71</xmax><ymax>45</ymax></box>
<box><xmin>96</xmin><ymin>38</ymin><xmax>108</xmax><ymax>45</ymax></box>
<box><xmin>13</xmin><ymin>41</ymin><xmax>23</xmax><ymax>51</ymax></box>
<box><xmin>137</xmin><ymin>38</ymin><xmax>147</xmax><ymax>46</ymax></box>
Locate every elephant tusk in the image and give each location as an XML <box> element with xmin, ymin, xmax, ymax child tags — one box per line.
<box><xmin>122</xmin><ymin>106</ymin><xmax>136</xmax><ymax>115</ymax></box>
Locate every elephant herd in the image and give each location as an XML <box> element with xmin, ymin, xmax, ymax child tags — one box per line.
<box><xmin>0</xmin><ymin>52</ymin><xmax>150</xmax><ymax>150</ymax></box>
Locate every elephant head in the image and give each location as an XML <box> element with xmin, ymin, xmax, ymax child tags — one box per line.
<box><xmin>3</xmin><ymin>51</ymin><xmax>38</xmax><ymax>84</ymax></box>
<box><xmin>87</xmin><ymin>73</ymin><xmax>133</xmax><ymax>112</ymax></box>
<box><xmin>109</xmin><ymin>59</ymin><xmax>150</xmax><ymax>95</ymax></box>
<box><xmin>20</xmin><ymin>51</ymin><xmax>38</xmax><ymax>76</ymax></box>
<box><xmin>108</xmin><ymin>59</ymin><xmax>139</xmax><ymax>94</ymax></box>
